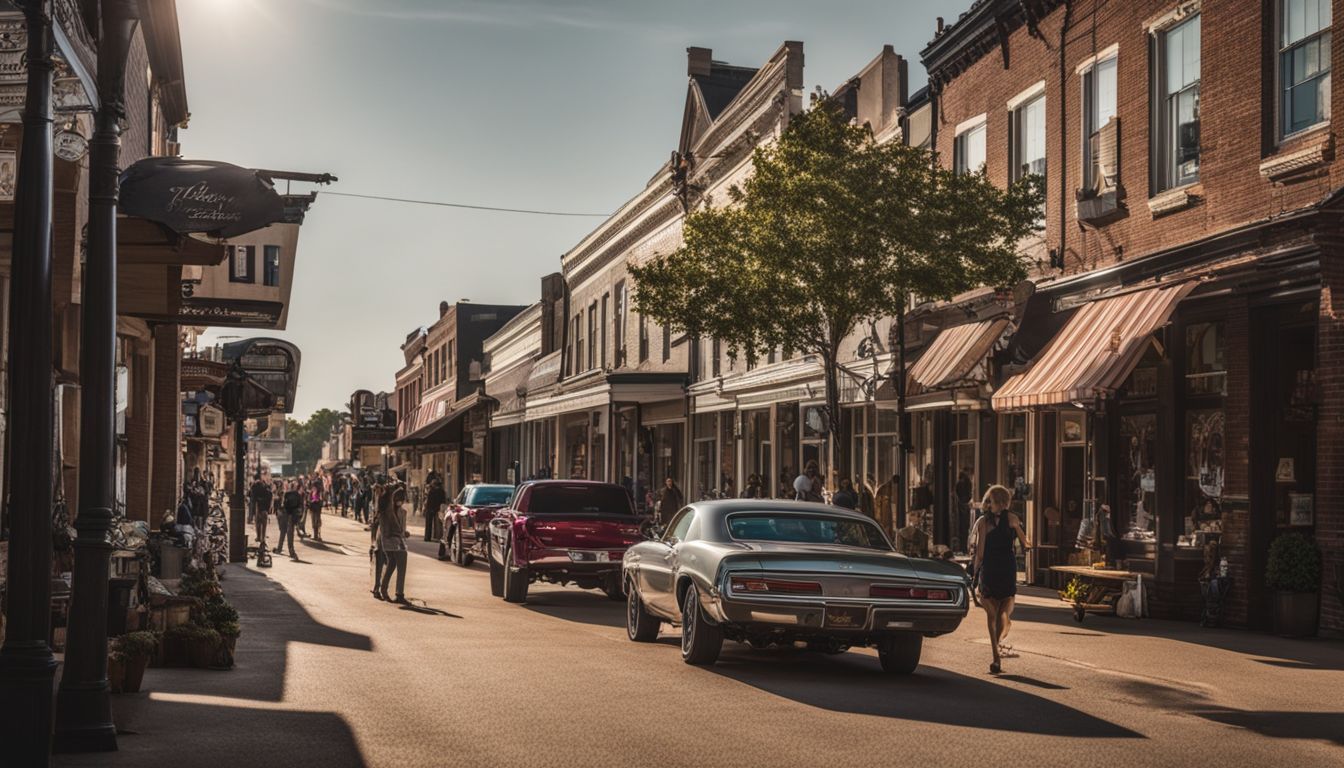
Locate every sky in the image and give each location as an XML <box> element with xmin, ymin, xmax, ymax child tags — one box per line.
<box><xmin>179</xmin><ymin>0</ymin><xmax>971</xmax><ymax>420</ymax></box>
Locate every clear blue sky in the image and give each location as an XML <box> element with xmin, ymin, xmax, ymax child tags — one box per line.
<box><xmin>180</xmin><ymin>0</ymin><xmax>971</xmax><ymax>420</ymax></box>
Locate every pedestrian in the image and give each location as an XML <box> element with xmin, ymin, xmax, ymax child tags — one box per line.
<box><xmin>859</xmin><ymin>474</ymin><xmax>877</xmax><ymax>519</ymax></box>
<box><xmin>793</xmin><ymin>461</ymin><xmax>823</xmax><ymax>502</ymax></box>
<box><xmin>340</xmin><ymin>475</ymin><xmax>351</xmax><ymax>517</ymax></box>
<box><xmin>832</xmin><ymin>477</ymin><xmax>859</xmax><ymax>510</ymax></box>
<box><xmin>369</xmin><ymin>482</ymin><xmax>388</xmax><ymax>598</ymax></box>
<box><xmin>654</xmin><ymin>475</ymin><xmax>684</xmax><ymax>526</ymax></box>
<box><xmin>895</xmin><ymin>511</ymin><xmax>930</xmax><ymax>558</ymax></box>
<box><xmin>249</xmin><ymin>473</ymin><xmax>273</xmax><ymax>554</ymax></box>
<box><xmin>279</xmin><ymin>480</ymin><xmax>304</xmax><ymax>558</ymax></box>
<box><xmin>971</xmin><ymin>484</ymin><xmax>1030</xmax><ymax>675</ymax></box>
<box><xmin>424</xmin><ymin>477</ymin><xmax>446</xmax><ymax>543</ymax></box>
<box><xmin>740</xmin><ymin>473</ymin><xmax>765</xmax><ymax>499</ymax></box>
<box><xmin>294</xmin><ymin>475</ymin><xmax>309</xmax><ymax>537</ymax></box>
<box><xmin>306</xmin><ymin>478</ymin><xmax>324</xmax><ymax>542</ymax></box>
<box><xmin>378</xmin><ymin>485</ymin><xmax>410</xmax><ymax>604</ymax></box>
<box><xmin>874</xmin><ymin>472</ymin><xmax>899</xmax><ymax>536</ymax></box>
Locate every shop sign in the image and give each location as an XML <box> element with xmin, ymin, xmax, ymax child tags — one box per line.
<box><xmin>178</xmin><ymin>298</ymin><xmax>284</xmax><ymax>328</ymax></box>
<box><xmin>118</xmin><ymin>157</ymin><xmax>287</xmax><ymax>239</ymax></box>
<box><xmin>54</xmin><ymin>128</ymin><xmax>87</xmax><ymax>162</ymax></box>
<box><xmin>199</xmin><ymin>404</ymin><xmax>225</xmax><ymax>438</ymax></box>
<box><xmin>182</xmin><ymin>359</ymin><xmax>231</xmax><ymax>391</ymax></box>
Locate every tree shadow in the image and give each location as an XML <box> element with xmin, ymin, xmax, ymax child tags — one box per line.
<box><xmin>706</xmin><ymin>647</ymin><xmax>1141</xmax><ymax>738</ymax></box>
<box><xmin>519</xmin><ymin>588</ymin><xmax>626</xmax><ymax>629</ymax></box>
<box><xmin>149</xmin><ymin>566</ymin><xmax>373</xmax><ymax>704</ymax></box>
<box><xmin>55</xmin><ymin>700</ymin><xmax>367</xmax><ymax>768</ymax></box>
<box><xmin>1116</xmin><ymin>678</ymin><xmax>1344</xmax><ymax>745</ymax></box>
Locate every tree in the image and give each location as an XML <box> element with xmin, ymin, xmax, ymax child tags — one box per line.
<box><xmin>286</xmin><ymin>407</ymin><xmax>345</xmax><ymax>473</ymax></box>
<box><xmin>630</xmin><ymin>100</ymin><xmax>1041</xmax><ymax>489</ymax></box>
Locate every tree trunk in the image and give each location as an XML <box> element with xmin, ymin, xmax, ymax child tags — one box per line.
<box><xmin>822</xmin><ymin>348</ymin><xmax>849</xmax><ymax>491</ymax></box>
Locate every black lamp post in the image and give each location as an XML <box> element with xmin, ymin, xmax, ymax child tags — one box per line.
<box><xmin>0</xmin><ymin>2</ymin><xmax>58</xmax><ymax>763</ymax></box>
<box><xmin>53</xmin><ymin>0</ymin><xmax>139</xmax><ymax>753</ymax></box>
<box><xmin>219</xmin><ymin>362</ymin><xmax>249</xmax><ymax>563</ymax></box>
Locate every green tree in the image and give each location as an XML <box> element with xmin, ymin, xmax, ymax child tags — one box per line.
<box><xmin>630</xmin><ymin>100</ymin><xmax>1041</xmax><ymax>485</ymax></box>
<box><xmin>286</xmin><ymin>407</ymin><xmax>345</xmax><ymax>473</ymax></box>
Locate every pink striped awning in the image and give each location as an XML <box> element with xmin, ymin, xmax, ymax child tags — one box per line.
<box><xmin>907</xmin><ymin>318</ymin><xmax>1009</xmax><ymax>395</ymax></box>
<box><xmin>992</xmin><ymin>281</ymin><xmax>1196</xmax><ymax>410</ymax></box>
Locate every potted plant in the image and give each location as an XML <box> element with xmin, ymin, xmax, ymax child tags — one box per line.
<box><xmin>205</xmin><ymin>599</ymin><xmax>241</xmax><ymax>669</ymax></box>
<box><xmin>1266</xmin><ymin>532</ymin><xmax>1322</xmax><ymax>637</ymax></box>
<box><xmin>164</xmin><ymin>622</ymin><xmax>221</xmax><ymax>668</ymax></box>
<box><xmin>1060</xmin><ymin>577</ymin><xmax>1088</xmax><ymax>623</ymax></box>
<box><xmin>109</xmin><ymin>631</ymin><xmax>159</xmax><ymax>693</ymax></box>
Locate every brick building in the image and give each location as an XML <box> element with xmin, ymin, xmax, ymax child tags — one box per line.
<box><xmin>918</xmin><ymin>0</ymin><xmax>1342</xmax><ymax>633</ymax></box>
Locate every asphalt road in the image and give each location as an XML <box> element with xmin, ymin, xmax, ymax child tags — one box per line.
<box><xmin>58</xmin><ymin>512</ymin><xmax>1344</xmax><ymax>768</ymax></box>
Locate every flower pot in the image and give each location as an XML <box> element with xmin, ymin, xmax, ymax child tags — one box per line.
<box><xmin>121</xmin><ymin>654</ymin><xmax>150</xmax><ymax>693</ymax></box>
<box><xmin>1272</xmin><ymin>590</ymin><xmax>1319</xmax><ymax>638</ymax></box>
<box><xmin>187</xmin><ymin>637</ymin><xmax>217</xmax><ymax>668</ymax></box>
<box><xmin>210</xmin><ymin>636</ymin><xmax>237</xmax><ymax>670</ymax></box>
<box><xmin>159</xmin><ymin>634</ymin><xmax>187</xmax><ymax>667</ymax></box>
<box><xmin>107</xmin><ymin>656</ymin><xmax>126</xmax><ymax>693</ymax></box>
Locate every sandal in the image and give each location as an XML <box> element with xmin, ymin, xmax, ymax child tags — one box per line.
<box><xmin>989</xmin><ymin>661</ymin><xmax>1002</xmax><ymax>674</ymax></box>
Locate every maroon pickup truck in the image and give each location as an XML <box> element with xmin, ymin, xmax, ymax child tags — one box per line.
<box><xmin>486</xmin><ymin>480</ymin><xmax>645</xmax><ymax>603</ymax></box>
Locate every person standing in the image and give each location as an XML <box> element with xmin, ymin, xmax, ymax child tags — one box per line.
<box><xmin>423</xmin><ymin>477</ymin><xmax>447</xmax><ymax>543</ymax></box>
<box><xmin>378</xmin><ymin>486</ymin><xmax>410</xmax><ymax>604</ymax></box>
<box><xmin>278</xmin><ymin>480</ymin><xmax>304</xmax><ymax>559</ymax></box>
<box><xmin>307</xmin><ymin>479</ymin><xmax>324</xmax><ymax>542</ymax></box>
<box><xmin>294</xmin><ymin>475</ymin><xmax>309</xmax><ymax>537</ymax></box>
<box><xmin>249</xmin><ymin>474</ymin><xmax>273</xmax><ymax>554</ymax></box>
<box><xmin>654</xmin><ymin>475</ymin><xmax>684</xmax><ymax>526</ymax></box>
<box><xmin>369</xmin><ymin>482</ymin><xmax>387</xmax><ymax>598</ymax></box>
<box><xmin>793</xmin><ymin>461</ymin><xmax>823</xmax><ymax>502</ymax></box>
<box><xmin>971</xmin><ymin>485</ymin><xmax>1030</xmax><ymax>675</ymax></box>
<box><xmin>740</xmin><ymin>473</ymin><xmax>765</xmax><ymax>499</ymax></box>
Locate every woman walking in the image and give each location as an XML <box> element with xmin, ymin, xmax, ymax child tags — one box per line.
<box><xmin>377</xmin><ymin>486</ymin><xmax>410</xmax><ymax>604</ymax></box>
<box><xmin>307</xmin><ymin>478</ymin><xmax>324</xmax><ymax>542</ymax></box>
<box><xmin>971</xmin><ymin>484</ymin><xmax>1030</xmax><ymax>674</ymax></box>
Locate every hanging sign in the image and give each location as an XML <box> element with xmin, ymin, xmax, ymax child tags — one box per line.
<box><xmin>119</xmin><ymin>157</ymin><xmax>287</xmax><ymax>238</ymax></box>
<box><xmin>199</xmin><ymin>404</ymin><xmax>226</xmax><ymax>438</ymax></box>
<box><xmin>54</xmin><ymin>128</ymin><xmax>87</xmax><ymax>162</ymax></box>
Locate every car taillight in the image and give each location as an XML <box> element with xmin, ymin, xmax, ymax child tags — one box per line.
<box><xmin>730</xmin><ymin>577</ymin><xmax>823</xmax><ymax>596</ymax></box>
<box><xmin>870</xmin><ymin>585</ymin><xmax>952</xmax><ymax>600</ymax></box>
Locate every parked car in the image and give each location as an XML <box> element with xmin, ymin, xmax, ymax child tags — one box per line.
<box><xmin>622</xmin><ymin>500</ymin><xmax>970</xmax><ymax>673</ymax></box>
<box><xmin>487</xmin><ymin>480</ymin><xmax>645</xmax><ymax>603</ymax></box>
<box><xmin>440</xmin><ymin>483</ymin><xmax>516</xmax><ymax>565</ymax></box>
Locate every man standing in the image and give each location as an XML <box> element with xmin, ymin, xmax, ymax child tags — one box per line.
<box><xmin>793</xmin><ymin>461</ymin><xmax>823</xmax><ymax>503</ymax></box>
<box><xmin>279</xmin><ymin>480</ymin><xmax>304</xmax><ymax>559</ymax></box>
<box><xmin>249</xmin><ymin>473</ymin><xmax>273</xmax><ymax>554</ymax></box>
<box><xmin>654</xmin><ymin>475</ymin><xmax>684</xmax><ymax>526</ymax></box>
<box><xmin>423</xmin><ymin>477</ymin><xmax>447</xmax><ymax>542</ymax></box>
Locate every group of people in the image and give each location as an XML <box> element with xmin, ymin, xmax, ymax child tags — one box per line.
<box><xmin>247</xmin><ymin>474</ymin><xmax>327</xmax><ymax>559</ymax></box>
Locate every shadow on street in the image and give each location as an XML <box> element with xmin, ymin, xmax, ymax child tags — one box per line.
<box><xmin>519</xmin><ymin>588</ymin><xmax>626</xmax><ymax>629</ymax></box>
<box><xmin>1117</xmin><ymin>678</ymin><xmax>1344</xmax><ymax>745</ymax></box>
<box><xmin>705</xmin><ymin>647</ymin><xmax>1142</xmax><ymax>739</ymax></box>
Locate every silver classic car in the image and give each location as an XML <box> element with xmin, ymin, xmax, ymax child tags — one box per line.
<box><xmin>622</xmin><ymin>500</ymin><xmax>970</xmax><ymax>673</ymax></box>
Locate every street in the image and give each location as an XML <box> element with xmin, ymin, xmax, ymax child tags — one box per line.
<box><xmin>57</xmin><ymin>512</ymin><xmax>1343</xmax><ymax>768</ymax></box>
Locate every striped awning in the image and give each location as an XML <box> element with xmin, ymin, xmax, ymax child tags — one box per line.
<box><xmin>907</xmin><ymin>318</ymin><xmax>1009</xmax><ymax>394</ymax></box>
<box><xmin>992</xmin><ymin>281</ymin><xmax>1196</xmax><ymax>410</ymax></box>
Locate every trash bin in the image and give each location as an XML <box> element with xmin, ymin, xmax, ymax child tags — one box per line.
<box><xmin>107</xmin><ymin>576</ymin><xmax>136</xmax><ymax>636</ymax></box>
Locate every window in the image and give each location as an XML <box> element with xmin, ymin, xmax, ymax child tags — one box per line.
<box><xmin>1082</xmin><ymin>54</ymin><xmax>1118</xmax><ymax>190</ymax></box>
<box><xmin>588</xmin><ymin>303</ymin><xmax>597</xmax><ymax>370</ymax></box>
<box><xmin>1010</xmin><ymin>92</ymin><xmax>1047</xmax><ymax>183</ymax></box>
<box><xmin>228</xmin><ymin>245</ymin><xmax>254</xmax><ymax>283</ymax></box>
<box><xmin>574</xmin><ymin>314</ymin><xmax>584</xmax><ymax>373</ymax></box>
<box><xmin>711</xmin><ymin>338</ymin><xmax>721</xmax><ymax>378</ymax></box>
<box><xmin>1155</xmin><ymin>14</ymin><xmax>1201</xmax><ymax>190</ymax></box>
<box><xmin>262</xmin><ymin>245</ymin><xmax>281</xmax><ymax>287</ymax></box>
<box><xmin>600</xmin><ymin>293</ymin><xmax>609</xmax><ymax>369</ymax></box>
<box><xmin>1280</xmin><ymin>0</ymin><xmax>1332</xmax><ymax>136</ymax></box>
<box><xmin>638</xmin><ymin>313</ymin><xmax>649</xmax><ymax>362</ymax></box>
<box><xmin>662</xmin><ymin>325</ymin><xmax>671</xmax><ymax>361</ymax></box>
<box><xmin>1185</xmin><ymin>321</ymin><xmax>1226</xmax><ymax>395</ymax></box>
<box><xmin>954</xmin><ymin>118</ymin><xmax>986</xmax><ymax>174</ymax></box>
<box><xmin>445</xmin><ymin>341</ymin><xmax>453</xmax><ymax>381</ymax></box>
<box><xmin>614</xmin><ymin>281</ymin><xmax>626</xmax><ymax>365</ymax></box>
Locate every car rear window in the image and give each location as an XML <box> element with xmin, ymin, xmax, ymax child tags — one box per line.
<box><xmin>727</xmin><ymin>513</ymin><xmax>891</xmax><ymax>551</ymax></box>
<box><xmin>466</xmin><ymin>486</ymin><xmax>514</xmax><ymax>506</ymax></box>
<box><xmin>527</xmin><ymin>485</ymin><xmax>635</xmax><ymax>516</ymax></box>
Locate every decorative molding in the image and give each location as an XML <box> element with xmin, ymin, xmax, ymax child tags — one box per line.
<box><xmin>1145</xmin><ymin>0</ymin><xmax>1200</xmax><ymax>34</ymax></box>
<box><xmin>1259</xmin><ymin>135</ymin><xmax>1334</xmax><ymax>183</ymax></box>
<box><xmin>1148</xmin><ymin>185</ymin><xmax>1197</xmax><ymax>217</ymax></box>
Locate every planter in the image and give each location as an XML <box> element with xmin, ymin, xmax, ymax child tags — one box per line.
<box><xmin>187</xmin><ymin>637</ymin><xmax>217</xmax><ymax>668</ymax></box>
<box><xmin>1272</xmin><ymin>590</ymin><xmax>1319</xmax><ymax>638</ymax></box>
<box><xmin>107</xmin><ymin>656</ymin><xmax>126</xmax><ymax>693</ymax></box>
<box><xmin>159</xmin><ymin>634</ymin><xmax>187</xmax><ymax>667</ymax></box>
<box><xmin>121</xmin><ymin>654</ymin><xmax>149</xmax><ymax>693</ymax></box>
<box><xmin>210</xmin><ymin>636</ymin><xmax>237</xmax><ymax>670</ymax></box>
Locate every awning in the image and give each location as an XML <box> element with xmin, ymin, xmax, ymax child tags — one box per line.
<box><xmin>907</xmin><ymin>318</ymin><xmax>1009</xmax><ymax>395</ymax></box>
<box><xmin>992</xmin><ymin>281</ymin><xmax>1196</xmax><ymax>410</ymax></box>
<box><xmin>390</xmin><ymin>392</ymin><xmax>483</xmax><ymax>447</ymax></box>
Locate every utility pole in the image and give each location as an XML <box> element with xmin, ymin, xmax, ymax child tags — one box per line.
<box><xmin>0</xmin><ymin>2</ymin><xmax>58</xmax><ymax>763</ymax></box>
<box><xmin>54</xmin><ymin>1</ymin><xmax>139</xmax><ymax>753</ymax></box>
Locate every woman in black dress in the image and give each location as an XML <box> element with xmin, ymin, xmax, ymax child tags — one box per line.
<box><xmin>971</xmin><ymin>485</ymin><xmax>1030</xmax><ymax>674</ymax></box>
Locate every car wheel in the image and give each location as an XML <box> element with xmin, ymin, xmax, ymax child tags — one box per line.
<box><xmin>680</xmin><ymin>587</ymin><xmax>722</xmax><ymax>665</ymax></box>
<box><xmin>451</xmin><ymin>527</ymin><xmax>473</xmax><ymax>567</ymax></box>
<box><xmin>626</xmin><ymin>583</ymin><xmax>660</xmax><ymax>642</ymax></box>
<box><xmin>487</xmin><ymin>540</ymin><xmax>504</xmax><ymax>597</ymax></box>
<box><xmin>877</xmin><ymin>633</ymin><xmax>923</xmax><ymax>675</ymax></box>
<box><xmin>502</xmin><ymin>542</ymin><xmax>528</xmax><ymax>603</ymax></box>
<box><xmin>437</xmin><ymin>539</ymin><xmax>448</xmax><ymax>560</ymax></box>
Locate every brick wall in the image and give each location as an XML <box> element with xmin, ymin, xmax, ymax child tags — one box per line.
<box><xmin>1317</xmin><ymin>235</ymin><xmax>1344</xmax><ymax>635</ymax></box>
<box><xmin>930</xmin><ymin>0</ymin><xmax>1344</xmax><ymax>277</ymax></box>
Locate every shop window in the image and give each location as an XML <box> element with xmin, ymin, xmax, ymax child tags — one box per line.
<box><xmin>999</xmin><ymin>413</ymin><xmax>1027</xmax><ymax>494</ymax></box>
<box><xmin>662</xmin><ymin>325</ymin><xmax>671</xmax><ymax>362</ymax></box>
<box><xmin>1121</xmin><ymin>343</ymin><xmax>1162</xmax><ymax>399</ymax></box>
<box><xmin>776</xmin><ymin>405</ymin><xmax>799</xmax><ymax>494</ymax></box>
<box><xmin>1153</xmin><ymin>14</ymin><xmax>1201</xmax><ymax>191</ymax></box>
<box><xmin>587</xmin><ymin>303</ymin><xmax>597</xmax><ymax>371</ymax></box>
<box><xmin>718</xmin><ymin>411</ymin><xmax>735</xmax><ymax>497</ymax></box>
<box><xmin>1185</xmin><ymin>321</ymin><xmax>1226</xmax><ymax>395</ymax></box>
<box><xmin>743</xmin><ymin>409</ymin><xmax>773</xmax><ymax>497</ymax></box>
<box><xmin>564</xmin><ymin>418</ymin><xmax>589</xmax><ymax>480</ymax></box>
<box><xmin>1183</xmin><ymin>408</ymin><xmax>1225</xmax><ymax>545</ymax></box>
<box><xmin>614</xmin><ymin>281</ymin><xmax>626</xmax><ymax>366</ymax></box>
<box><xmin>950</xmin><ymin>413</ymin><xmax>979</xmax><ymax>551</ymax></box>
<box><xmin>600</xmin><ymin>294</ymin><xmax>609</xmax><ymax>370</ymax></box>
<box><xmin>262</xmin><ymin>245</ymin><xmax>281</xmax><ymax>287</ymax></box>
<box><xmin>1118</xmin><ymin>413</ymin><xmax>1159</xmax><ymax>542</ymax></box>
<box><xmin>638</xmin><ymin>313</ymin><xmax>649</xmax><ymax>362</ymax></box>
<box><xmin>953</xmin><ymin>117</ymin><xmax>986</xmax><ymax>175</ymax></box>
<box><xmin>693</xmin><ymin>413</ymin><xmax>717</xmax><ymax>500</ymax></box>
<box><xmin>1280</xmin><ymin>0</ymin><xmax>1332</xmax><ymax>137</ymax></box>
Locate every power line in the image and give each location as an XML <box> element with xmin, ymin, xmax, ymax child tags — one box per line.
<box><xmin>319</xmin><ymin>190</ymin><xmax>611</xmax><ymax>218</ymax></box>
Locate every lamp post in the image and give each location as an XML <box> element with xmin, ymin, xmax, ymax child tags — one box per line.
<box><xmin>54</xmin><ymin>0</ymin><xmax>139</xmax><ymax>752</ymax></box>
<box><xmin>220</xmin><ymin>361</ymin><xmax>249</xmax><ymax>563</ymax></box>
<box><xmin>0</xmin><ymin>2</ymin><xmax>57</xmax><ymax>763</ymax></box>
